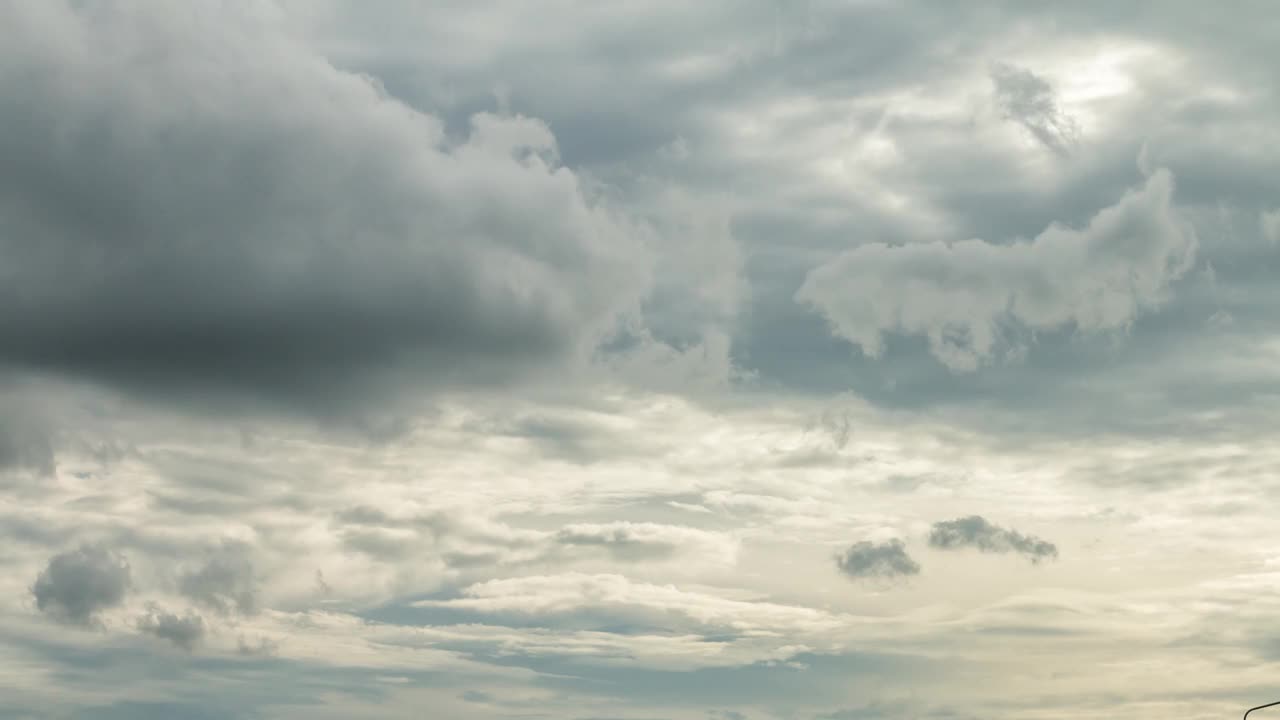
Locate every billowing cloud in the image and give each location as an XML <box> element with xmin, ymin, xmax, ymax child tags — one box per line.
<box><xmin>796</xmin><ymin>169</ymin><xmax>1197</xmax><ymax>371</ymax></box>
<box><xmin>927</xmin><ymin>516</ymin><xmax>1058</xmax><ymax>563</ymax></box>
<box><xmin>136</xmin><ymin>605</ymin><xmax>205</xmax><ymax>651</ymax></box>
<box><xmin>835</xmin><ymin>539</ymin><xmax>921</xmax><ymax>580</ymax></box>
<box><xmin>990</xmin><ymin>62</ymin><xmax>1080</xmax><ymax>156</ymax></box>
<box><xmin>1</xmin><ymin>2</ymin><xmax>1280</xmax><ymax>718</ymax></box>
<box><xmin>0</xmin><ymin>1</ymin><xmax>651</xmax><ymax>414</ymax></box>
<box><xmin>31</xmin><ymin>545</ymin><xmax>131</xmax><ymax>626</ymax></box>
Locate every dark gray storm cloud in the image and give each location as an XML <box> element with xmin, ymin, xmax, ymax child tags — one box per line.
<box><xmin>31</xmin><ymin>545</ymin><xmax>132</xmax><ymax>626</ymax></box>
<box><xmin>179</xmin><ymin>550</ymin><xmax>258</xmax><ymax>616</ymax></box>
<box><xmin>136</xmin><ymin>605</ymin><xmax>205</xmax><ymax>652</ymax></box>
<box><xmin>927</xmin><ymin>516</ymin><xmax>1058</xmax><ymax>562</ymax></box>
<box><xmin>835</xmin><ymin>539</ymin><xmax>921</xmax><ymax>580</ymax></box>
<box><xmin>0</xmin><ymin>2</ymin><xmax>651</xmax><ymax>415</ymax></box>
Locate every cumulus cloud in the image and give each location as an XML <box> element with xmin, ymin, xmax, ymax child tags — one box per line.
<box><xmin>990</xmin><ymin>62</ymin><xmax>1080</xmax><ymax>156</ymax></box>
<box><xmin>31</xmin><ymin>545</ymin><xmax>131</xmax><ymax>626</ymax></box>
<box><xmin>178</xmin><ymin>550</ymin><xmax>258</xmax><ymax>616</ymax></box>
<box><xmin>136</xmin><ymin>605</ymin><xmax>205</xmax><ymax>651</ymax></box>
<box><xmin>0</xmin><ymin>1</ymin><xmax>651</xmax><ymax>414</ymax></box>
<box><xmin>835</xmin><ymin>539</ymin><xmax>921</xmax><ymax>580</ymax></box>
<box><xmin>927</xmin><ymin>516</ymin><xmax>1058</xmax><ymax>563</ymax></box>
<box><xmin>796</xmin><ymin>169</ymin><xmax>1197</xmax><ymax>371</ymax></box>
<box><xmin>2</xmin><ymin>1</ymin><xmax>1279</xmax><ymax>717</ymax></box>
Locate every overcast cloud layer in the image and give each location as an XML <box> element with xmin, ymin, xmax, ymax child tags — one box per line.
<box><xmin>2</xmin><ymin>1</ymin><xmax>1280</xmax><ymax>718</ymax></box>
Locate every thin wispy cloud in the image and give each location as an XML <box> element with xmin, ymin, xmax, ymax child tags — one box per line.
<box><xmin>990</xmin><ymin>62</ymin><xmax>1081</xmax><ymax>156</ymax></box>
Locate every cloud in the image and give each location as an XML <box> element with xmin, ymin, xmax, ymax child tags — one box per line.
<box><xmin>834</xmin><ymin>540</ymin><xmax>921</xmax><ymax>580</ymax></box>
<box><xmin>68</xmin><ymin>700</ymin><xmax>252</xmax><ymax>720</ymax></box>
<box><xmin>333</xmin><ymin>505</ymin><xmax>547</xmax><ymax>568</ymax></box>
<box><xmin>989</xmin><ymin>62</ymin><xmax>1080</xmax><ymax>156</ymax></box>
<box><xmin>796</xmin><ymin>169</ymin><xmax>1197</xmax><ymax>371</ymax></box>
<box><xmin>236</xmin><ymin>634</ymin><xmax>280</xmax><ymax>657</ymax></box>
<box><xmin>819</xmin><ymin>700</ymin><xmax>978</xmax><ymax>720</ymax></box>
<box><xmin>1262</xmin><ymin>208</ymin><xmax>1280</xmax><ymax>246</ymax></box>
<box><xmin>927</xmin><ymin>516</ymin><xmax>1058</xmax><ymax>563</ymax></box>
<box><xmin>415</xmin><ymin>573</ymin><xmax>841</xmax><ymax>635</ymax></box>
<box><xmin>0</xmin><ymin>414</ymin><xmax>54</xmax><ymax>477</ymax></box>
<box><xmin>0</xmin><ymin>1</ymin><xmax>651</xmax><ymax>415</ymax></box>
<box><xmin>136</xmin><ymin>605</ymin><xmax>205</xmax><ymax>651</ymax></box>
<box><xmin>2</xmin><ymin>2</ymin><xmax>1280</xmax><ymax>718</ymax></box>
<box><xmin>178</xmin><ymin>549</ymin><xmax>258</xmax><ymax>616</ymax></box>
<box><xmin>31</xmin><ymin>545</ymin><xmax>132</xmax><ymax>626</ymax></box>
<box><xmin>475</xmin><ymin>412</ymin><xmax>649</xmax><ymax>465</ymax></box>
<box><xmin>332</xmin><ymin>505</ymin><xmax>735</xmax><ymax>569</ymax></box>
<box><xmin>552</xmin><ymin>522</ymin><xmax>737</xmax><ymax>564</ymax></box>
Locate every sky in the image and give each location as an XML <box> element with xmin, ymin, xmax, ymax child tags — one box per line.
<box><xmin>1</xmin><ymin>1</ymin><xmax>1279</xmax><ymax>718</ymax></box>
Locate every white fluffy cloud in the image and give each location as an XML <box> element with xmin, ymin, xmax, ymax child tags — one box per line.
<box><xmin>796</xmin><ymin>169</ymin><xmax>1197</xmax><ymax>371</ymax></box>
